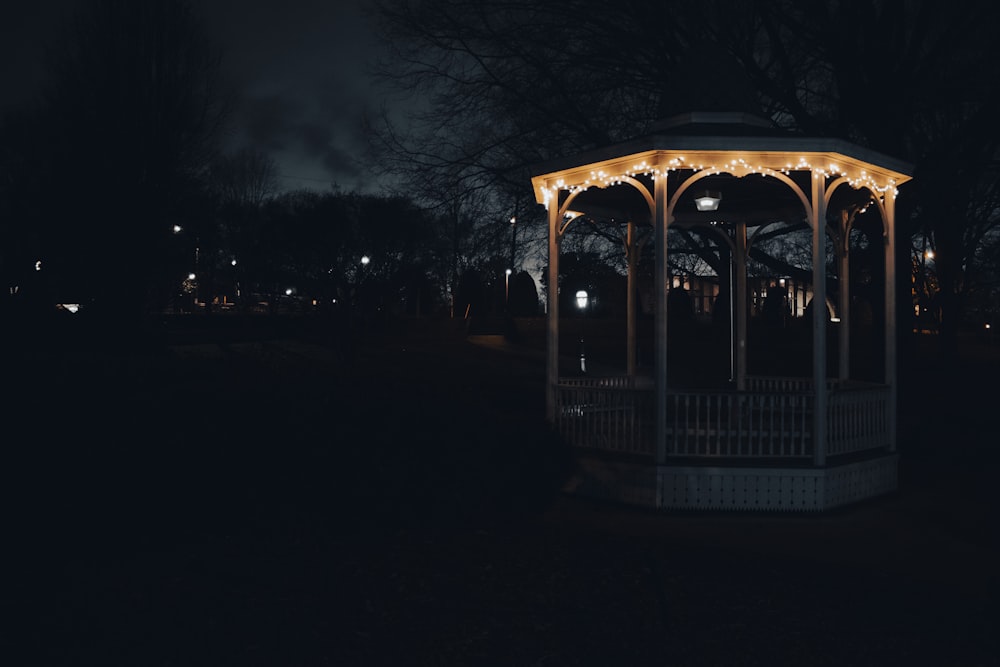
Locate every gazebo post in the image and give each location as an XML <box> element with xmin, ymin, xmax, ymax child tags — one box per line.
<box><xmin>734</xmin><ymin>223</ymin><xmax>748</xmax><ymax>390</ymax></box>
<box><xmin>654</xmin><ymin>169</ymin><xmax>670</xmax><ymax>464</ymax></box>
<box><xmin>811</xmin><ymin>174</ymin><xmax>828</xmax><ymax>466</ymax></box>
<box><xmin>626</xmin><ymin>221</ymin><xmax>637</xmax><ymax>378</ymax></box>
<box><xmin>546</xmin><ymin>199</ymin><xmax>561</xmax><ymax>422</ymax></box>
<box><xmin>884</xmin><ymin>194</ymin><xmax>897</xmax><ymax>452</ymax></box>
<box><xmin>838</xmin><ymin>210</ymin><xmax>852</xmax><ymax>381</ymax></box>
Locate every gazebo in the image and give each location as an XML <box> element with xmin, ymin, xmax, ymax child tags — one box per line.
<box><xmin>530</xmin><ymin>112</ymin><xmax>913</xmax><ymax>511</ymax></box>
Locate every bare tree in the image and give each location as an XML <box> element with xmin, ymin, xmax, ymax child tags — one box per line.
<box><xmin>369</xmin><ymin>0</ymin><xmax>1000</xmax><ymax>355</ymax></box>
<box><xmin>210</xmin><ymin>148</ymin><xmax>280</xmax><ymax>211</ymax></box>
<box><xmin>29</xmin><ymin>0</ymin><xmax>232</xmax><ymax>321</ymax></box>
<box><xmin>365</xmin><ymin>0</ymin><xmax>716</xmax><ymax>279</ymax></box>
<box><xmin>725</xmin><ymin>0</ymin><xmax>1000</xmax><ymax>356</ymax></box>
<box><xmin>192</xmin><ymin>148</ymin><xmax>279</xmax><ymax>312</ymax></box>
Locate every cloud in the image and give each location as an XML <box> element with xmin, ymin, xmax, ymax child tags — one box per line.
<box><xmin>319</xmin><ymin>144</ymin><xmax>362</xmax><ymax>182</ymax></box>
<box><xmin>202</xmin><ymin>0</ymin><xmax>393</xmax><ymax>192</ymax></box>
<box><xmin>295</xmin><ymin>121</ymin><xmax>333</xmax><ymax>158</ymax></box>
<box><xmin>236</xmin><ymin>92</ymin><xmax>296</xmax><ymax>152</ymax></box>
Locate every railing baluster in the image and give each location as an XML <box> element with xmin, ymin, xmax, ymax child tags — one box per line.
<box><xmin>554</xmin><ymin>377</ymin><xmax>890</xmax><ymax>462</ymax></box>
<box><xmin>716</xmin><ymin>395</ymin><xmax>722</xmax><ymax>455</ymax></box>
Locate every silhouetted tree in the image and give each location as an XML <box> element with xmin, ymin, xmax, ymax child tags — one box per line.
<box><xmin>0</xmin><ymin>107</ymin><xmax>50</xmax><ymax>315</ymax></box>
<box><xmin>721</xmin><ymin>0</ymin><xmax>1000</xmax><ymax>357</ymax></box>
<box><xmin>256</xmin><ymin>189</ymin><xmax>441</xmax><ymax>320</ymax></box>
<box><xmin>508</xmin><ymin>271</ymin><xmax>540</xmax><ymax>317</ymax></box>
<box><xmin>369</xmin><ymin>0</ymin><xmax>1000</xmax><ymax>357</ymax></box>
<box><xmin>206</xmin><ymin>148</ymin><xmax>279</xmax><ymax>311</ymax></box>
<box><xmin>209</xmin><ymin>148</ymin><xmax>279</xmax><ymax>211</ymax></box>
<box><xmin>23</xmin><ymin>0</ymin><xmax>231</xmax><ymax>325</ymax></box>
<box><xmin>455</xmin><ymin>268</ymin><xmax>487</xmax><ymax>320</ymax></box>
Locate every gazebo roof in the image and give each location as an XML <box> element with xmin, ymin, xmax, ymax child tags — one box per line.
<box><xmin>529</xmin><ymin>112</ymin><xmax>914</xmax><ymax>214</ymax></box>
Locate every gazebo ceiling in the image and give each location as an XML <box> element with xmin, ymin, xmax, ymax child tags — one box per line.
<box><xmin>530</xmin><ymin>112</ymin><xmax>913</xmax><ymax>223</ymax></box>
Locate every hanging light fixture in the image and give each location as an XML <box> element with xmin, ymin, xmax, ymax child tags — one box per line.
<box><xmin>694</xmin><ymin>190</ymin><xmax>722</xmax><ymax>211</ymax></box>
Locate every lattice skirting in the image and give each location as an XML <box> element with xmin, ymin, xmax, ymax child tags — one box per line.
<box><xmin>565</xmin><ymin>454</ymin><xmax>898</xmax><ymax>512</ymax></box>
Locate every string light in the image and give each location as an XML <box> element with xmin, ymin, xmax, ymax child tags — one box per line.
<box><xmin>537</xmin><ymin>150</ymin><xmax>904</xmax><ymax>207</ymax></box>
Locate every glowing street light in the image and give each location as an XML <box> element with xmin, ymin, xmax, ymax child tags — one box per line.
<box><xmin>505</xmin><ymin>268</ymin><xmax>512</xmax><ymax>304</ymax></box>
<box><xmin>360</xmin><ymin>255</ymin><xmax>371</xmax><ymax>266</ymax></box>
<box><xmin>576</xmin><ymin>289</ymin><xmax>589</xmax><ymax>310</ymax></box>
<box><xmin>694</xmin><ymin>190</ymin><xmax>722</xmax><ymax>211</ymax></box>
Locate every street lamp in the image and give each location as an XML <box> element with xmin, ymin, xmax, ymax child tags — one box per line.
<box><xmin>509</xmin><ymin>215</ymin><xmax>517</xmax><ymax>272</ymax></box>
<box><xmin>505</xmin><ymin>268</ymin><xmax>512</xmax><ymax>305</ymax></box>
<box><xmin>694</xmin><ymin>190</ymin><xmax>722</xmax><ymax>211</ymax></box>
<box><xmin>355</xmin><ymin>255</ymin><xmax>372</xmax><ymax>311</ymax></box>
<box><xmin>575</xmin><ymin>290</ymin><xmax>590</xmax><ymax>374</ymax></box>
<box><xmin>228</xmin><ymin>258</ymin><xmax>240</xmax><ymax>304</ymax></box>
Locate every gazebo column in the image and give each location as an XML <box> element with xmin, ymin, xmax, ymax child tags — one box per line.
<box><xmin>734</xmin><ymin>223</ymin><xmax>748</xmax><ymax>391</ymax></box>
<box><xmin>837</xmin><ymin>209</ymin><xmax>852</xmax><ymax>381</ymax></box>
<box><xmin>884</xmin><ymin>194</ymin><xmax>897</xmax><ymax>452</ymax></box>
<box><xmin>626</xmin><ymin>221</ymin><xmax>637</xmax><ymax>378</ymax></box>
<box><xmin>654</xmin><ymin>172</ymin><xmax>670</xmax><ymax>464</ymax></box>
<box><xmin>811</xmin><ymin>174</ymin><xmax>828</xmax><ymax>466</ymax></box>
<box><xmin>545</xmin><ymin>199</ymin><xmax>562</xmax><ymax>422</ymax></box>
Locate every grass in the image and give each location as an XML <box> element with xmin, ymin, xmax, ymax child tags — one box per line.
<box><xmin>6</xmin><ymin>313</ymin><xmax>999</xmax><ymax>666</ymax></box>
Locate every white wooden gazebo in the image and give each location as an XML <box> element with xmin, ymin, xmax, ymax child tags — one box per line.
<box><xmin>531</xmin><ymin>112</ymin><xmax>913</xmax><ymax>511</ymax></box>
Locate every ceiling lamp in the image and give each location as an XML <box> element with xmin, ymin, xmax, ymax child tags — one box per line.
<box><xmin>694</xmin><ymin>190</ymin><xmax>722</xmax><ymax>212</ymax></box>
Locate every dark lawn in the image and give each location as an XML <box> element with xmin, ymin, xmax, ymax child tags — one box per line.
<box><xmin>5</xmin><ymin>314</ymin><xmax>999</xmax><ymax>666</ymax></box>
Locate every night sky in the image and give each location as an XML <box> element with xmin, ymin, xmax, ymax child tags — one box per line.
<box><xmin>1</xmin><ymin>0</ymin><xmax>400</xmax><ymax>194</ymax></box>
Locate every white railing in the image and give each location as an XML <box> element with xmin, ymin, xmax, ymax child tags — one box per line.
<box><xmin>745</xmin><ymin>375</ymin><xmax>840</xmax><ymax>393</ymax></box>
<box><xmin>665</xmin><ymin>391</ymin><xmax>813</xmax><ymax>458</ymax></box>
<box><xmin>555</xmin><ymin>376</ymin><xmax>892</xmax><ymax>462</ymax></box>
<box><xmin>555</xmin><ymin>377</ymin><xmax>653</xmax><ymax>456</ymax></box>
<box><xmin>827</xmin><ymin>384</ymin><xmax>891</xmax><ymax>456</ymax></box>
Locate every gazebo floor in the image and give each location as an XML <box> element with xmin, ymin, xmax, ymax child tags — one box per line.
<box><xmin>564</xmin><ymin>450</ymin><xmax>898</xmax><ymax>512</ymax></box>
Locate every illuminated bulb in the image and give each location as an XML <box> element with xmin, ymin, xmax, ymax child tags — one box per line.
<box><xmin>694</xmin><ymin>191</ymin><xmax>722</xmax><ymax>211</ymax></box>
